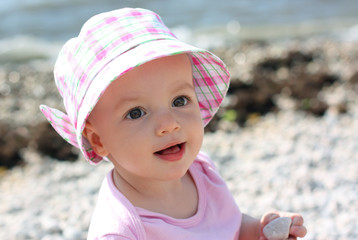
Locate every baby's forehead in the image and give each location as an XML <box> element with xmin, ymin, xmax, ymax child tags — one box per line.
<box><xmin>98</xmin><ymin>54</ymin><xmax>194</xmax><ymax>100</ymax></box>
<box><xmin>109</xmin><ymin>54</ymin><xmax>193</xmax><ymax>84</ymax></box>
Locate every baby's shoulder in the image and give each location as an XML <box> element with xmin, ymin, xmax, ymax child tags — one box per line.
<box><xmin>87</xmin><ymin>171</ymin><xmax>144</xmax><ymax>238</ymax></box>
<box><xmin>191</xmin><ymin>152</ymin><xmax>223</xmax><ymax>183</ymax></box>
<box><xmin>194</xmin><ymin>151</ymin><xmax>218</xmax><ymax>170</ymax></box>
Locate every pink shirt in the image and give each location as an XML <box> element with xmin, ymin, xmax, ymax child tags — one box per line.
<box><xmin>87</xmin><ymin>152</ymin><xmax>242</xmax><ymax>240</ymax></box>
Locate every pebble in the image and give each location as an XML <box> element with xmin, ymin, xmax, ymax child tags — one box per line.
<box><xmin>263</xmin><ymin>217</ymin><xmax>292</xmax><ymax>240</ymax></box>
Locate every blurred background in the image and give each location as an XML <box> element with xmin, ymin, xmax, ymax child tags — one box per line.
<box><xmin>1</xmin><ymin>0</ymin><xmax>358</xmax><ymax>63</ymax></box>
<box><xmin>1</xmin><ymin>1</ymin><xmax>358</xmax><ymax>239</ymax></box>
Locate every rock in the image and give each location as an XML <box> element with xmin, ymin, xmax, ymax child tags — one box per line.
<box><xmin>40</xmin><ymin>216</ymin><xmax>61</xmax><ymax>234</ymax></box>
<box><xmin>263</xmin><ymin>217</ymin><xmax>292</xmax><ymax>240</ymax></box>
<box><xmin>206</xmin><ymin>46</ymin><xmax>342</xmax><ymax>131</ymax></box>
<box><xmin>349</xmin><ymin>71</ymin><xmax>358</xmax><ymax>86</ymax></box>
<box><xmin>29</xmin><ymin>121</ymin><xmax>79</xmax><ymax>161</ymax></box>
<box><xmin>62</xmin><ymin>226</ymin><xmax>83</xmax><ymax>240</ymax></box>
<box><xmin>0</xmin><ymin>121</ymin><xmax>30</xmax><ymax>168</ymax></box>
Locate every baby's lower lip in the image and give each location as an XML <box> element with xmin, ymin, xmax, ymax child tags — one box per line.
<box><xmin>154</xmin><ymin>143</ymin><xmax>186</xmax><ymax>161</ymax></box>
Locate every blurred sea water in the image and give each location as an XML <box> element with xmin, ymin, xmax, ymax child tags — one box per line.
<box><xmin>1</xmin><ymin>0</ymin><xmax>358</xmax><ymax>64</ymax></box>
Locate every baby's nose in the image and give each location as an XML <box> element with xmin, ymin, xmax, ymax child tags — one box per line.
<box><xmin>155</xmin><ymin>111</ymin><xmax>181</xmax><ymax>136</ymax></box>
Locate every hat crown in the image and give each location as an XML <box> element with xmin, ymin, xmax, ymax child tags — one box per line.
<box><xmin>54</xmin><ymin>8</ymin><xmax>176</xmax><ymax>127</ymax></box>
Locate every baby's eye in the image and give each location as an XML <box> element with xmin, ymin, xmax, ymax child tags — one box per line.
<box><xmin>172</xmin><ymin>96</ymin><xmax>189</xmax><ymax>107</ymax></box>
<box><xmin>126</xmin><ymin>108</ymin><xmax>146</xmax><ymax>119</ymax></box>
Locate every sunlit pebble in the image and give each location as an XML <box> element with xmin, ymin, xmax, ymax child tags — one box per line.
<box><xmin>234</xmin><ymin>53</ymin><xmax>246</xmax><ymax>65</ymax></box>
<box><xmin>9</xmin><ymin>71</ymin><xmax>20</xmax><ymax>83</ymax></box>
<box><xmin>0</xmin><ymin>84</ymin><xmax>11</xmax><ymax>96</ymax></box>
<box><xmin>33</xmin><ymin>86</ymin><xmax>45</xmax><ymax>98</ymax></box>
<box><xmin>307</xmin><ymin>62</ymin><xmax>321</xmax><ymax>74</ymax></box>
<box><xmin>276</xmin><ymin>67</ymin><xmax>289</xmax><ymax>81</ymax></box>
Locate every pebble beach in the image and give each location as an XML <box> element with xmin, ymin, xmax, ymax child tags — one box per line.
<box><xmin>0</xmin><ymin>37</ymin><xmax>357</xmax><ymax>240</ymax></box>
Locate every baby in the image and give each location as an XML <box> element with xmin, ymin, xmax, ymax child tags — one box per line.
<box><xmin>40</xmin><ymin>8</ymin><xmax>307</xmax><ymax>240</ymax></box>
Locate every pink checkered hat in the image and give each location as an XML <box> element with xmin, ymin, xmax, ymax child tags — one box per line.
<box><xmin>40</xmin><ymin>8</ymin><xmax>230</xmax><ymax>164</ymax></box>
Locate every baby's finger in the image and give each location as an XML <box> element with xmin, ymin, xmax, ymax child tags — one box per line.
<box><xmin>289</xmin><ymin>225</ymin><xmax>307</xmax><ymax>238</ymax></box>
<box><xmin>292</xmin><ymin>216</ymin><xmax>304</xmax><ymax>226</ymax></box>
<box><xmin>261</xmin><ymin>212</ymin><xmax>280</xmax><ymax>226</ymax></box>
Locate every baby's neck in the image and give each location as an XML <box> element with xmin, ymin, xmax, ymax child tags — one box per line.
<box><xmin>113</xmin><ymin>170</ymin><xmax>199</xmax><ymax>219</ymax></box>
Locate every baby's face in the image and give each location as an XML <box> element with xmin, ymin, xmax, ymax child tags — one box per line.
<box><xmin>86</xmin><ymin>54</ymin><xmax>204</xmax><ymax>181</ymax></box>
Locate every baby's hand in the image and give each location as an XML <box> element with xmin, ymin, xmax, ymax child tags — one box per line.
<box><xmin>259</xmin><ymin>212</ymin><xmax>307</xmax><ymax>240</ymax></box>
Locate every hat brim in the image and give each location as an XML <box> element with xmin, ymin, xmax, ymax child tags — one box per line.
<box><xmin>77</xmin><ymin>39</ymin><xmax>230</xmax><ymax>164</ymax></box>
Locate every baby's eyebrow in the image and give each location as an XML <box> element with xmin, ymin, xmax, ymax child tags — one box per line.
<box><xmin>113</xmin><ymin>95</ymin><xmax>141</xmax><ymax>111</ymax></box>
<box><xmin>172</xmin><ymin>82</ymin><xmax>195</xmax><ymax>93</ymax></box>
<box><xmin>120</xmin><ymin>95</ymin><xmax>141</xmax><ymax>103</ymax></box>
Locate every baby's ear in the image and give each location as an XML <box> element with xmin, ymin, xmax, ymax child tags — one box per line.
<box><xmin>83</xmin><ymin>121</ymin><xmax>109</xmax><ymax>157</ymax></box>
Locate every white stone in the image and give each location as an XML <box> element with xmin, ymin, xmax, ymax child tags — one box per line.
<box><xmin>63</xmin><ymin>227</ymin><xmax>83</xmax><ymax>240</ymax></box>
<box><xmin>263</xmin><ymin>217</ymin><xmax>292</xmax><ymax>240</ymax></box>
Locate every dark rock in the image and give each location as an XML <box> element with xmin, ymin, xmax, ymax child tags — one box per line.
<box><xmin>228</xmin><ymin>77</ymin><xmax>279</xmax><ymax>126</ymax></box>
<box><xmin>204</xmin><ymin>114</ymin><xmax>220</xmax><ymax>133</ymax></box>
<box><xmin>284</xmin><ymin>72</ymin><xmax>338</xmax><ymax>115</ymax></box>
<box><xmin>255</xmin><ymin>50</ymin><xmax>314</xmax><ymax>72</ymax></box>
<box><xmin>335</xmin><ymin>103</ymin><xmax>348</xmax><ymax>114</ymax></box>
<box><xmin>285</xmin><ymin>72</ymin><xmax>336</xmax><ymax>99</ymax></box>
<box><xmin>206</xmin><ymin>75</ymin><xmax>281</xmax><ymax>131</ymax></box>
<box><xmin>299</xmin><ymin>98</ymin><xmax>328</xmax><ymax>116</ymax></box>
<box><xmin>30</xmin><ymin>122</ymin><xmax>79</xmax><ymax>161</ymax></box>
<box><xmin>0</xmin><ymin>122</ymin><xmax>30</xmax><ymax>168</ymax></box>
<box><xmin>206</xmin><ymin>49</ymin><xmax>340</xmax><ymax>132</ymax></box>
<box><xmin>285</xmin><ymin>50</ymin><xmax>314</xmax><ymax>67</ymax></box>
<box><xmin>349</xmin><ymin>71</ymin><xmax>358</xmax><ymax>85</ymax></box>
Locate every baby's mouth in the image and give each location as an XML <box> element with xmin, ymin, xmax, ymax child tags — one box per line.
<box><xmin>155</xmin><ymin>143</ymin><xmax>185</xmax><ymax>155</ymax></box>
